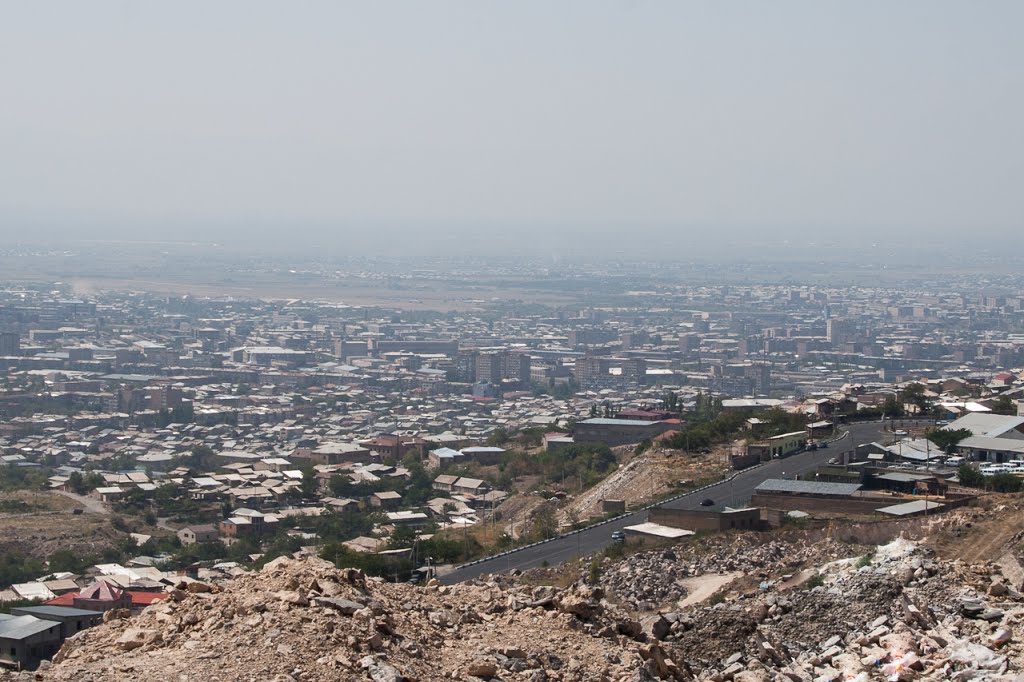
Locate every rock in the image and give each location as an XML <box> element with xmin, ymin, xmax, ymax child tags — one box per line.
<box><xmin>879</xmin><ymin>631</ymin><xmax>917</xmax><ymax>656</ymax></box>
<box><xmin>117</xmin><ymin>628</ymin><xmax>160</xmax><ymax>651</ymax></box>
<box><xmin>616</xmin><ymin>619</ymin><xmax>643</xmax><ymax>639</ymax></box>
<box><xmin>276</xmin><ymin>590</ymin><xmax>309</xmax><ymax>607</ymax></box>
<box><xmin>186</xmin><ymin>581</ymin><xmax>213</xmax><ymax>594</ymax></box>
<box><xmin>641</xmin><ymin>614</ymin><xmax>671</xmax><ymax>641</ymax></box>
<box><xmin>314</xmin><ymin>597</ymin><xmax>365</xmax><ymax>615</ymax></box>
<box><xmin>465</xmin><ymin>660</ymin><xmax>498</xmax><ymax>678</ymax></box>
<box><xmin>733</xmin><ymin>670</ymin><xmax>771</xmax><ymax>682</ymax></box>
<box><xmin>819</xmin><ymin>635</ymin><xmax>842</xmax><ymax>650</ymax></box>
<box><xmin>721</xmin><ymin>661</ymin><xmax>744</xmax><ymax>678</ymax></box>
<box><xmin>557</xmin><ymin>593</ymin><xmax>600</xmax><ymax>620</ymax></box>
<box><xmin>991</xmin><ymin>627</ymin><xmax>1013</xmax><ymax>647</ymax></box>
<box><xmin>960</xmin><ymin>597</ymin><xmax>985</xmax><ymax>617</ymax></box>
<box><xmin>368</xmin><ymin>662</ymin><xmax>404</xmax><ymax>682</ymax></box>
<box><xmin>988</xmin><ymin>581</ymin><xmax>1009</xmax><ymax>597</ymax></box>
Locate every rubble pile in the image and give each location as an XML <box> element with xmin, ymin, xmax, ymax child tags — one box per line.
<box><xmin>11</xmin><ymin>527</ymin><xmax>1024</xmax><ymax>681</ymax></box>
<box><xmin>661</xmin><ymin>538</ymin><xmax>1024</xmax><ymax>680</ymax></box>
<box><xmin>23</xmin><ymin>556</ymin><xmax>673</xmax><ymax>682</ymax></box>
<box><xmin>598</xmin><ymin>534</ymin><xmax>860</xmax><ymax>611</ymax></box>
<box><xmin>601</xmin><ymin>549</ymin><xmax>690</xmax><ymax>611</ymax></box>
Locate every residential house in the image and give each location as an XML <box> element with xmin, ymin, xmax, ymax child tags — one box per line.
<box><xmin>369</xmin><ymin>490</ymin><xmax>402</xmax><ymax>509</ymax></box>
<box><xmin>71</xmin><ymin>581</ymin><xmax>132</xmax><ymax>612</ymax></box>
<box><xmin>177</xmin><ymin>524</ymin><xmax>220</xmax><ymax>545</ymax></box>
<box><xmin>451</xmin><ymin>477</ymin><xmax>488</xmax><ymax>496</ymax></box>
<box><xmin>432</xmin><ymin>474</ymin><xmax>459</xmax><ymax>493</ymax></box>
<box><xmin>0</xmin><ymin>614</ymin><xmax>63</xmax><ymax>670</ymax></box>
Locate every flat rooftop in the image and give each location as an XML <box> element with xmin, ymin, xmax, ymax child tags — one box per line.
<box><xmin>754</xmin><ymin>479</ymin><xmax>862</xmax><ymax>496</ymax></box>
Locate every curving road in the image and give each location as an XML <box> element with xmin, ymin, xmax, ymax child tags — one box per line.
<box><xmin>440</xmin><ymin>421</ymin><xmax>893</xmax><ymax>584</ymax></box>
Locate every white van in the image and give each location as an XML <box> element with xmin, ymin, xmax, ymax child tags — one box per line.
<box><xmin>946</xmin><ymin>456</ymin><xmax>964</xmax><ymax>467</ymax></box>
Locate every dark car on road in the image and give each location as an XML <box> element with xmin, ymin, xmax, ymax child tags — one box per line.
<box><xmin>700</xmin><ymin>498</ymin><xmax>714</xmax><ymax>507</ymax></box>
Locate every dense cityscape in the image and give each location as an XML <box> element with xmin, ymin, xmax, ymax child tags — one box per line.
<box><xmin>1</xmin><ymin>262</ymin><xmax>1024</xmax><ymax>676</ymax></box>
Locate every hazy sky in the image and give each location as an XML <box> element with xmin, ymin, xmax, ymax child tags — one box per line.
<box><xmin>1</xmin><ymin>2</ymin><xmax>1022</xmax><ymax>254</ymax></box>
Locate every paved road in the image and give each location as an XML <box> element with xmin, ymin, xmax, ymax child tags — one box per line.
<box><xmin>440</xmin><ymin>421</ymin><xmax>892</xmax><ymax>584</ymax></box>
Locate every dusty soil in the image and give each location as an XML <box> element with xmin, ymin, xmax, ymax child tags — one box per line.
<box><xmin>561</xmin><ymin>447</ymin><xmax>729</xmax><ymax>523</ymax></box>
<box><xmin>676</xmin><ymin>572</ymin><xmax>743</xmax><ymax>607</ymax></box>
<box><xmin>0</xmin><ymin>490</ymin><xmax>125</xmax><ymax>562</ymax></box>
<box><xmin>493</xmin><ymin>494</ymin><xmax>549</xmax><ymax>540</ymax></box>
<box><xmin>926</xmin><ymin>494</ymin><xmax>1024</xmax><ymax>564</ymax></box>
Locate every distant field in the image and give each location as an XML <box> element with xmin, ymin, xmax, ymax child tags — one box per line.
<box><xmin>0</xmin><ymin>491</ymin><xmax>123</xmax><ymax>561</ymax></box>
<box><xmin>3</xmin><ymin>240</ymin><xmax>1022</xmax><ymax>310</ymax></box>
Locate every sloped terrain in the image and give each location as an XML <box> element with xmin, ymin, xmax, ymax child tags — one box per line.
<box><xmin>11</xmin><ymin>499</ymin><xmax>1024</xmax><ymax>681</ymax></box>
<box><xmin>0</xmin><ymin>491</ymin><xmax>123</xmax><ymax>561</ymax></box>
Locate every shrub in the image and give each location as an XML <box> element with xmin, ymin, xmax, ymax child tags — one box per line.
<box><xmin>805</xmin><ymin>574</ymin><xmax>825</xmax><ymax>589</ymax></box>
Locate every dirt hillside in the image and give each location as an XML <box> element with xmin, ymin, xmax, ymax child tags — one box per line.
<box><xmin>12</xmin><ymin>496</ymin><xmax>1024</xmax><ymax>681</ymax></box>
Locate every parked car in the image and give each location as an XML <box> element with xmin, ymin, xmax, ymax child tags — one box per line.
<box><xmin>611</xmin><ymin>530</ymin><xmax>626</xmax><ymax>544</ymax></box>
<box><xmin>700</xmin><ymin>498</ymin><xmax>715</xmax><ymax>507</ymax></box>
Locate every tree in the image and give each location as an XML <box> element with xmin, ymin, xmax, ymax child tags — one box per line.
<box><xmin>48</xmin><ymin>549</ymin><xmax>88</xmax><ymax>574</ymax></box>
<box><xmin>170</xmin><ymin>402</ymin><xmax>194</xmax><ymax>424</ymax></box>
<box><xmin>881</xmin><ymin>395</ymin><xmax>904</xmax><ymax>418</ymax></box>
<box><xmin>926</xmin><ymin>428</ymin><xmax>972</xmax><ymax>454</ymax></box>
<box><xmin>566</xmin><ymin>507</ymin><xmax>581</xmax><ymax>531</ymax></box>
<box><xmin>189</xmin><ymin>445</ymin><xmax>217</xmax><ymax>471</ymax></box>
<box><xmin>298</xmin><ymin>464</ymin><xmax>319</xmax><ymax>499</ymax></box>
<box><xmin>991</xmin><ymin>395</ymin><xmax>1017</xmax><ymax>416</ymax></box>
<box><xmin>528</xmin><ymin>504</ymin><xmax>558</xmax><ymax>541</ymax></box>
<box><xmin>989</xmin><ymin>473</ymin><xmax>1023</xmax><ymax>493</ymax></box>
<box><xmin>487</xmin><ymin>428</ymin><xmax>510</xmax><ymax>447</ymax></box>
<box><xmin>957</xmin><ymin>463</ymin><xmax>984</xmax><ymax>488</ymax></box>
<box><xmin>388</xmin><ymin>526</ymin><xmax>416</xmax><ymax>550</ymax></box>
<box><xmin>67</xmin><ymin>471</ymin><xmax>86</xmax><ymax>495</ymax></box>
<box><xmin>901</xmin><ymin>383</ymin><xmax>929</xmax><ymax>413</ymax></box>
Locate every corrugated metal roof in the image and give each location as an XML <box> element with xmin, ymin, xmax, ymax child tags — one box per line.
<box><xmin>11</xmin><ymin>605</ymin><xmax>104</xmax><ymax>618</ymax></box>
<box><xmin>959</xmin><ymin>436</ymin><xmax>1024</xmax><ymax>455</ymax></box>
<box><xmin>0</xmin><ymin>614</ymin><xmax>59</xmax><ymax>640</ymax></box>
<box><xmin>579</xmin><ymin>418</ymin><xmax>663</xmax><ymax>426</ymax></box>
<box><xmin>945</xmin><ymin>414</ymin><xmax>1024</xmax><ymax>438</ymax></box>
<box><xmin>755</xmin><ymin>479</ymin><xmax>862</xmax><ymax>496</ymax></box>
